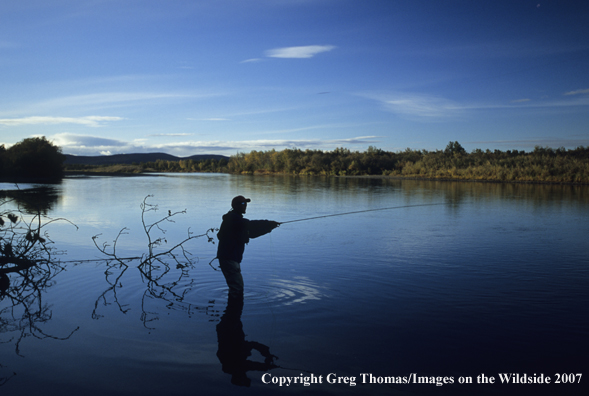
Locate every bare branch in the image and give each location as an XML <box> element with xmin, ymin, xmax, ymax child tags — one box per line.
<box><xmin>90</xmin><ymin>195</ymin><xmax>218</xmax><ymax>325</ymax></box>
<box><xmin>1</xmin><ymin>185</ymin><xmax>79</xmax><ymax>367</ymax></box>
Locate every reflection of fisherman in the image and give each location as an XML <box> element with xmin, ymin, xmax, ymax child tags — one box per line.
<box><xmin>216</xmin><ymin>196</ymin><xmax>280</xmax><ymax>298</ymax></box>
<box><xmin>216</xmin><ymin>296</ymin><xmax>278</xmax><ymax>386</ymax></box>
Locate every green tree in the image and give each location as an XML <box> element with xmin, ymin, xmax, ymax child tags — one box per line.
<box><xmin>0</xmin><ymin>145</ymin><xmax>6</xmax><ymax>175</ymax></box>
<box><xmin>444</xmin><ymin>141</ymin><xmax>466</xmax><ymax>156</ymax></box>
<box><xmin>4</xmin><ymin>137</ymin><xmax>65</xmax><ymax>179</ymax></box>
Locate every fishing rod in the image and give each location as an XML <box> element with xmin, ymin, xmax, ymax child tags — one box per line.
<box><xmin>279</xmin><ymin>202</ymin><xmax>445</xmax><ymax>225</ymax></box>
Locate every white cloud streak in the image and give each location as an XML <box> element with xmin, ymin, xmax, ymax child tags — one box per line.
<box><xmin>363</xmin><ymin>90</ymin><xmax>589</xmax><ymax>119</ymax></box>
<box><xmin>148</xmin><ymin>133</ymin><xmax>194</xmax><ymax>137</ymax></box>
<box><xmin>52</xmin><ymin>133</ymin><xmax>129</xmax><ymax>148</ymax></box>
<box><xmin>0</xmin><ymin>116</ymin><xmax>123</xmax><ymax>127</ymax></box>
<box><xmin>51</xmin><ymin>133</ymin><xmax>379</xmax><ymax>156</ymax></box>
<box><xmin>564</xmin><ymin>88</ymin><xmax>589</xmax><ymax>96</ymax></box>
<box><xmin>156</xmin><ymin>136</ymin><xmax>378</xmax><ymax>151</ymax></box>
<box><xmin>38</xmin><ymin>92</ymin><xmax>204</xmax><ymax>110</ymax></box>
<box><xmin>363</xmin><ymin>93</ymin><xmax>464</xmax><ymax>118</ymax></box>
<box><xmin>187</xmin><ymin>117</ymin><xmax>230</xmax><ymax>121</ymax></box>
<box><xmin>240</xmin><ymin>58</ymin><xmax>262</xmax><ymax>63</ymax></box>
<box><xmin>0</xmin><ymin>91</ymin><xmax>223</xmax><ymax>118</ymax></box>
<box><xmin>265</xmin><ymin>45</ymin><xmax>336</xmax><ymax>59</ymax></box>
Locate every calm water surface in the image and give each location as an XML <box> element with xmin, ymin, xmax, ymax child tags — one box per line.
<box><xmin>1</xmin><ymin>174</ymin><xmax>588</xmax><ymax>395</ymax></box>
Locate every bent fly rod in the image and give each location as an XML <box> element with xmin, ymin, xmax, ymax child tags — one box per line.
<box><xmin>279</xmin><ymin>202</ymin><xmax>445</xmax><ymax>225</ymax></box>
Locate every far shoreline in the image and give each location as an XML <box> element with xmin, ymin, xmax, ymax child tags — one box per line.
<box><xmin>61</xmin><ymin>169</ymin><xmax>589</xmax><ymax>186</ymax></box>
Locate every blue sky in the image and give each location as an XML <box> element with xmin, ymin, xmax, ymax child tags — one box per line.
<box><xmin>1</xmin><ymin>0</ymin><xmax>588</xmax><ymax>157</ymax></box>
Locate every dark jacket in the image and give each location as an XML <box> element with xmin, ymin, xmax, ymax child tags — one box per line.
<box><xmin>216</xmin><ymin>210</ymin><xmax>275</xmax><ymax>263</ymax></box>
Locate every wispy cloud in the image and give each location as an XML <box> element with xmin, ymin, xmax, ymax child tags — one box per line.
<box><xmin>363</xmin><ymin>90</ymin><xmax>589</xmax><ymax>120</ymax></box>
<box><xmin>52</xmin><ymin>133</ymin><xmax>130</xmax><ymax>149</ymax></box>
<box><xmin>0</xmin><ymin>116</ymin><xmax>123</xmax><ymax>127</ymax></box>
<box><xmin>240</xmin><ymin>58</ymin><xmax>263</xmax><ymax>63</ymax></box>
<box><xmin>148</xmin><ymin>133</ymin><xmax>194</xmax><ymax>137</ymax></box>
<box><xmin>38</xmin><ymin>92</ymin><xmax>203</xmax><ymax>110</ymax></box>
<box><xmin>255</xmin><ymin>122</ymin><xmax>371</xmax><ymax>136</ymax></box>
<box><xmin>154</xmin><ymin>136</ymin><xmax>378</xmax><ymax>155</ymax></box>
<box><xmin>363</xmin><ymin>93</ymin><xmax>464</xmax><ymax>118</ymax></box>
<box><xmin>504</xmin><ymin>95</ymin><xmax>589</xmax><ymax>109</ymax></box>
<box><xmin>50</xmin><ymin>133</ymin><xmax>379</xmax><ymax>156</ymax></box>
<box><xmin>187</xmin><ymin>117</ymin><xmax>230</xmax><ymax>121</ymax></box>
<box><xmin>564</xmin><ymin>88</ymin><xmax>589</xmax><ymax>96</ymax></box>
<box><xmin>1</xmin><ymin>90</ymin><xmax>225</xmax><ymax>119</ymax></box>
<box><xmin>241</xmin><ymin>45</ymin><xmax>336</xmax><ymax>63</ymax></box>
<box><xmin>264</xmin><ymin>45</ymin><xmax>336</xmax><ymax>59</ymax></box>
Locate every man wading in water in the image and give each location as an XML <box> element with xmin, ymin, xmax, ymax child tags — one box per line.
<box><xmin>217</xmin><ymin>196</ymin><xmax>280</xmax><ymax>298</ymax></box>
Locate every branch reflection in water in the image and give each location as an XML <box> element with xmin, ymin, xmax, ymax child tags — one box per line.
<box><xmin>0</xmin><ymin>185</ymin><xmax>79</xmax><ymax>386</ymax></box>
<box><xmin>91</xmin><ymin>257</ymin><xmax>220</xmax><ymax>327</ymax></box>
<box><xmin>91</xmin><ymin>195</ymin><xmax>220</xmax><ymax>326</ymax></box>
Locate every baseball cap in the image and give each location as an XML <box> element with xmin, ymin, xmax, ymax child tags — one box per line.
<box><xmin>231</xmin><ymin>195</ymin><xmax>251</xmax><ymax>208</ymax></box>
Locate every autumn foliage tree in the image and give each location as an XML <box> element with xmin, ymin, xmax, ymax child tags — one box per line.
<box><xmin>223</xmin><ymin>143</ymin><xmax>589</xmax><ymax>183</ymax></box>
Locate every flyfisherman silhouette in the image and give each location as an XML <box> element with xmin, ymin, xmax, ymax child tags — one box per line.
<box><xmin>216</xmin><ymin>196</ymin><xmax>280</xmax><ymax>298</ymax></box>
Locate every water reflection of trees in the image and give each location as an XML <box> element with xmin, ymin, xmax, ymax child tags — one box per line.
<box><xmin>0</xmin><ymin>187</ymin><xmax>77</xmax><ymax>386</ymax></box>
<box><xmin>91</xmin><ymin>196</ymin><xmax>219</xmax><ymax>327</ymax></box>
<box><xmin>0</xmin><ymin>185</ymin><xmax>61</xmax><ymax>215</ymax></box>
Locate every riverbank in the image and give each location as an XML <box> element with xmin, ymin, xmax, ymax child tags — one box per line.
<box><xmin>61</xmin><ymin>169</ymin><xmax>589</xmax><ymax>186</ymax></box>
<box><xmin>338</xmin><ymin>174</ymin><xmax>589</xmax><ymax>185</ymax></box>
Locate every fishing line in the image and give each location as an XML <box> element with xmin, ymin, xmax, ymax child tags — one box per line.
<box><xmin>279</xmin><ymin>202</ymin><xmax>446</xmax><ymax>225</ymax></box>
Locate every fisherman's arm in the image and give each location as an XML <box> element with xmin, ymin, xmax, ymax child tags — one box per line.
<box><xmin>247</xmin><ymin>220</ymin><xmax>280</xmax><ymax>239</ymax></box>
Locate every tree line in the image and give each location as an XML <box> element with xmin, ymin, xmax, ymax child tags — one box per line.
<box><xmin>65</xmin><ymin>157</ymin><xmax>229</xmax><ymax>173</ymax></box>
<box><xmin>5</xmin><ymin>136</ymin><xmax>589</xmax><ymax>183</ymax></box>
<box><xmin>90</xmin><ymin>141</ymin><xmax>588</xmax><ymax>183</ymax></box>
<box><xmin>225</xmin><ymin>142</ymin><xmax>589</xmax><ymax>183</ymax></box>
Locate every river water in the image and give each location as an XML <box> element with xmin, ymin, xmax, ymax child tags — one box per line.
<box><xmin>1</xmin><ymin>174</ymin><xmax>588</xmax><ymax>395</ymax></box>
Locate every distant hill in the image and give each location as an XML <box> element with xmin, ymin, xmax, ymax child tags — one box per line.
<box><xmin>64</xmin><ymin>153</ymin><xmax>229</xmax><ymax>166</ymax></box>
